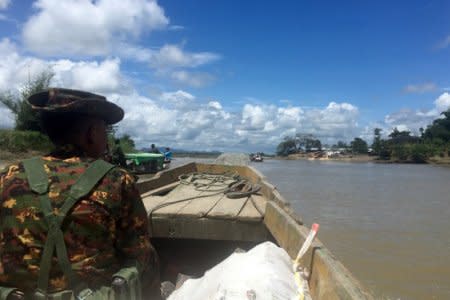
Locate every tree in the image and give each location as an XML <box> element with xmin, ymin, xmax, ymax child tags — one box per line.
<box><xmin>276</xmin><ymin>136</ymin><xmax>297</xmax><ymax>156</ymax></box>
<box><xmin>423</xmin><ymin>109</ymin><xmax>450</xmax><ymax>142</ymax></box>
<box><xmin>119</xmin><ymin>134</ymin><xmax>136</xmax><ymax>153</ymax></box>
<box><xmin>295</xmin><ymin>133</ymin><xmax>322</xmax><ymax>151</ymax></box>
<box><xmin>0</xmin><ymin>71</ymin><xmax>53</xmax><ymax>132</ymax></box>
<box><xmin>332</xmin><ymin>141</ymin><xmax>348</xmax><ymax>151</ymax></box>
<box><xmin>350</xmin><ymin>137</ymin><xmax>368</xmax><ymax>154</ymax></box>
<box><xmin>372</xmin><ymin>128</ymin><xmax>382</xmax><ymax>155</ymax></box>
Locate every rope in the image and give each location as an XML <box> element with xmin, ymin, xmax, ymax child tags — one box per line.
<box><xmin>148</xmin><ymin>173</ymin><xmax>262</xmax><ymax>217</ymax></box>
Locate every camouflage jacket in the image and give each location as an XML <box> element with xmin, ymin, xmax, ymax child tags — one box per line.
<box><xmin>0</xmin><ymin>147</ymin><xmax>157</xmax><ymax>294</ymax></box>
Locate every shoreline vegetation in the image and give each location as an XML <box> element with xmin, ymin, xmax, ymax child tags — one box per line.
<box><xmin>277</xmin><ymin>152</ymin><xmax>450</xmax><ymax>166</ymax></box>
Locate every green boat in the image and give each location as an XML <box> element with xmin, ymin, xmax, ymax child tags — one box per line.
<box><xmin>125</xmin><ymin>152</ymin><xmax>165</xmax><ymax>173</ymax></box>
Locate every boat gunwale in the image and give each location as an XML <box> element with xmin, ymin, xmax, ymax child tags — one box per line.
<box><xmin>137</xmin><ymin>162</ymin><xmax>374</xmax><ymax>300</ymax></box>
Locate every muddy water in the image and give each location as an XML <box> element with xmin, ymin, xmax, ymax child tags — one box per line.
<box><xmin>253</xmin><ymin>159</ymin><xmax>450</xmax><ymax>300</ymax></box>
<box><xmin>3</xmin><ymin>157</ymin><xmax>449</xmax><ymax>299</ymax></box>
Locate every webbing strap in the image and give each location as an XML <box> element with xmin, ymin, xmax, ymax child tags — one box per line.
<box><xmin>60</xmin><ymin>160</ymin><xmax>115</xmax><ymax>216</ymax></box>
<box><xmin>23</xmin><ymin>158</ymin><xmax>49</xmax><ymax>195</ymax></box>
<box><xmin>23</xmin><ymin>158</ymin><xmax>115</xmax><ymax>295</ymax></box>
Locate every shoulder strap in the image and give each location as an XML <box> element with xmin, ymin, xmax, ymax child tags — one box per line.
<box><xmin>60</xmin><ymin>159</ymin><xmax>115</xmax><ymax>215</ymax></box>
<box><xmin>23</xmin><ymin>157</ymin><xmax>49</xmax><ymax>195</ymax></box>
<box><xmin>22</xmin><ymin>158</ymin><xmax>115</xmax><ymax>296</ymax></box>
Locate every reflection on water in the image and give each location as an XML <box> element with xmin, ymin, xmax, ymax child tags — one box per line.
<box><xmin>254</xmin><ymin>159</ymin><xmax>450</xmax><ymax>300</ymax></box>
<box><xmin>168</xmin><ymin>157</ymin><xmax>450</xmax><ymax>299</ymax></box>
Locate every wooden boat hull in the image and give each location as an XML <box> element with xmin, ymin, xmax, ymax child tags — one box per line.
<box><xmin>137</xmin><ymin>163</ymin><xmax>373</xmax><ymax>299</ymax></box>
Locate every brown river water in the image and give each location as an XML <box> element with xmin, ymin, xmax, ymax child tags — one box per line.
<box><xmin>1</xmin><ymin>158</ymin><xmax>449</xmax><ymax>299</ymax></box>
<box><xmin>171</xmin><ymin>157</ymin><xmax>450</xmax><ymax>300</ymax></box>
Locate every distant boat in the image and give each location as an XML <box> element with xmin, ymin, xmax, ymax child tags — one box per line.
<box><xmin>125</xmin><ymin>152</ymin><xmax>165</xmax><ymax>174</ymax></box>
<box><xmin>250</xmin><ymin>153</ymin><xmax>264</xmax><ymax>162</ymax></box>
<box><xmin>137</xmin><ymin>162</ymin><xmax>373</xmax><ymax>299</ymax></box>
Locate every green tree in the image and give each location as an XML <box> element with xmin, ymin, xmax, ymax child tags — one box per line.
<box><xmin>372</xmin><ymin>128</ymin><xmax>382</xmax><ymax>155</ymax></box>
<box><xmin>423</xmin><ymin>109</ymin><xmax>450</xmax><ymax>142</ymax></box>
<box><xmin>119</xmin><ymin>134</ymin><xmax>136</xmax><ymax>153</ymax></box>
<box><xmin>276</xmin><ymin>136</ymin><xmax>297</xmax><ymax>156</ymax></box>
<box><xmin>350</xmin><ymin>137</ymin><xmax>368</xmax><ymax>154</ymax></box>
<box><xmin>0</xmin><ymin>71</ymin><xmax>53</xmax><ymax>132</ymax></box>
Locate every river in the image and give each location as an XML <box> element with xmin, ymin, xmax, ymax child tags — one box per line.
<box><xmin>172</xmin><ymin>157</ymin><xmax>450</xmax><ymax>299</ymax></box>
<box><xmin>2</xmin><ymin>157</ymin><xmax>449</xmax><ymax>299</ymax></box>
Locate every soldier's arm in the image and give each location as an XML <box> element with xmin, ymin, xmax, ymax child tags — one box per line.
<box><xmin>115</xmin><ymin>172</ymin><xmax>159</xmax><ymax>283</ymax></box>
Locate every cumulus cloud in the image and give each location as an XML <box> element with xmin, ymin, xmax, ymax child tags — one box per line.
<box><xmin>0</xmin><ymin>0</ymin><xmax>10</xmax><ymax>10</ymax></box>
<box><xmin>52</xmin><ymin>58</ymin><xmax>125</xmax><ymax>94</ymax></box>
<box><xmin>22</xmin><ymin>0</ymin><xmax>169</xmax><ymax>56</ymax></box>
<box><xmin>384</xmin><ymin>93</ymin><xmax>450</xmax><ymax>134</ymax></box>
<box><xmin>434</xmin><ymin>92</ymin><xmax>450</xmax><ymax>112</ymax></box>
<box><xmin>235</xmin><ymin>101</ymin><xmax>360</xmax><ymax>149</ymax></box>
<box><xmin>403</xmin><ymin>82</ymin><xmax>437</xmax><ymax>93</ymax></box>
<box><xmin>160</xmin><ymin>90</ymin><xmax>195</xmax><ymax>109</ymax></box>
<box><xmin>0</xmin><ymin>38</ymin><xmax>125</xmax><ymax>94</ymax></box>
<box><xmin>150</xmin><ymin>44</ymin><xmax>220</xmax><ymax>69</ymax></box>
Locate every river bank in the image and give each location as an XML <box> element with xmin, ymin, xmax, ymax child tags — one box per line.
<box><xmin>278</xmin><ymin>152</ymin><xmax>450</xmax><ymax>166</ymax></box>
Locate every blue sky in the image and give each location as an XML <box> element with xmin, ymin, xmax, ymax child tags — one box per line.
<box><xmin>0</xmin><ymin>0</ymin><xmax>449</xmax><ymax>152</ymax></box>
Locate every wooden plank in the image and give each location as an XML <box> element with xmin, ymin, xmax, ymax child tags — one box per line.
<box><xmin>141</xmin><ymin>181</ymin><xmax>179</xmax><ymax>198</ymax></box>
<box><xmin>178</xmin><ymin>192</ymin><xmax>226</xmax><ymax>218</ymax></box>
<box><xmin>206</xmin><ymin>195</ymin><xmax>248</xmax><ymax>220</ymax></box>
<box><xmin>150</xmin><ymin>216</ymin><xmax>271</xmax><ymax>242</ymax></box>
<box><xmin>237</xmin><ymin>194</ymin><xmax>266</xmax><ymax>222</ymax></box>
<box><xmin>151</xmin><ymin>182</ymin><xmax>204</xmax><ymax>217</ymax></box>
<box><xmin>178</xmin><ymin>177</ymin><xmax>236</xmax><ymax>218</ymax></box>
<box><xmin>142</xmin><ymin>195</ymin><xmax>168</xmax><ymax>215</ymax></box>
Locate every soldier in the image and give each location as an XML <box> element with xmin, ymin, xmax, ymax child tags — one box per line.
<box><xmin>0</xmin><ymin>88</ymin><xmax>160</xmax><ymax>299</ymax></box>
<box><xmin>111</xmin><ymin>139</ymin><xmax>127</xmax><ymax>168</ymax></box>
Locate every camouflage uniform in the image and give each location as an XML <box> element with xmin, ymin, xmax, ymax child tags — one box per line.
<box><xmin>0</xmin><ymin>88</ymin><xmax>158</xmax><ymax>299</ymax></box>
<box><xmin>0</xmin><ymin>145</ymin><xmax>158</xmax><ymax>294</ymax></box>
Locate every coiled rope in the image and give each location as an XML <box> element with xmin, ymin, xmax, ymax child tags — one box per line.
<box><xmin>148</xmin><ymin>172</ymin><xmax>261</xmax><ymax>216</ymax></box>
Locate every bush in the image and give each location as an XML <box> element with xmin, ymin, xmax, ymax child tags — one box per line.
<box><xmin>391</xmin><ymin>145</ymin><xmax>408</xmax><ymax>161</ymax></box>
<box><xmin>409</xmin><ymin>144</ymin><xmax>429</xmax><ymax>163</ymax></box>
<box><xmin>0</xmin><ymin>130</ymin><xmax>53</xmax><ymax>153</ymax></box>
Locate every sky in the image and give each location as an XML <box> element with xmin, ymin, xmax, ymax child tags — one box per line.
<box><xmin>0</xmin><ymin>0</ymin><xmax>449</xmax><ymax>152</ymax></box>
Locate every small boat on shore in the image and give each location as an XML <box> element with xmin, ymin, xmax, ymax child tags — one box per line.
<box><xmin>125</xmin><ymin>152</ymin><xmax>165</xmax><ymax>173</ymax></box>
<box><xmin>137</xmin><ymin>162</ymin><xmax>373</xmax><ymax>299</ymax></box>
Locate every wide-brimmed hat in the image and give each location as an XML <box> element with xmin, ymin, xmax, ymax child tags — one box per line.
<box><xmin>28</xmin><ymin>88</ymin><xmax>124</xmax><ymax>124</ymax></box>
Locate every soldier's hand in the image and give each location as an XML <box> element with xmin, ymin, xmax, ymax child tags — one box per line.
<box><xmin>111</xmin><ymin>276</ymin><xmax>127</xmax><ymax>295</ymax></box>
<box><xmin>7</xmin><ymin>290</ymin><xmax>25</xmax><ymax>300</ymax></box>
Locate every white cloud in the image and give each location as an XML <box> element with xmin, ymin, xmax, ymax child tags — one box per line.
<box><xmin>403</xmin><ymin>82</ymin><xmax>437</xmax><ymax>93</ymax></box>
<box><xmin>0</xmin><ymin>38</ymin><xmax>125</xmax><ymax>94</ymax></box>
<box><xmin>22</xmin><ymin>0</ymin><xmax>168</xmax><ymax>56</ymax></box>
<box><xmin>0</xmin><ymin>106</ymin><xmax>14</xmax><ymax>128</ymax></box>
<box><xmin>150</xmin><ymin>44</ymin><xmax>220</xmax><ymax>69</ymax></box>
<box><xmin>0</xmin><ymin>0</ymin><xmax>10</xmax><ymax>10</ymax></box>
<box><xmin>436</xmin><ymin>35</ymin><xmax>450</xmax><ymax>49</ymax></box>
<box><xmin>0</xmin><ymin>38</ymin><xmax>49</xmax><ymax>91</ymax></box>
<box><xmin>208</xmin><ymin>101</ymin><xmax>222</xmax><ymax>110</ymax></box>
<box><xmin>236</xmin><ymin>101</ymin><xmax>360</xmax><ymax>148</ymax></box>
<box><xmin>52</xmin><ymin>58</ymin><xmax>125</xmax><ymax>94</ymax></box>
<box><xmin>160</xmin><ymin>90</ymin><xmax>195</xmax><ymax>108</ymax></box>
<box><xmin>384</xmin><ymin>93</ymin><xmax>450</xmax><ymax>134</ymax></box>
<box><xmin>169</xmin><ymin>70</ymin><xmax>215</xmax><ymax>88</ymax></box>
<box><xmin>434</xmin><ymin>92</ymin><xmax>450</xmax><ymax>112</ymax></box>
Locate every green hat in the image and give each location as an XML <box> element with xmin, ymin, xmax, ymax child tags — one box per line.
<box><xmin>28</xmin><ymin>88</ymin><xmax>124</xmax><ymax>124</ymax></box>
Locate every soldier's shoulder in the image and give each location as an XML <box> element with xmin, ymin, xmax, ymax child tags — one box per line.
<box><xmin>1</xmin><ymin>160</ymin><xmax>26</xmax><ymax>177</ymax></box>
<box><xmin>105</xmin><ymin>165</ymin><xmax>137</xmax><ymax>185</ymax></box>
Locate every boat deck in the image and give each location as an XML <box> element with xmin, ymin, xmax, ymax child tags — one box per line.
<box><xmin>141</xmin><ymin>173</ymin><xmax>272</xmax><ymax>242</ymax></box>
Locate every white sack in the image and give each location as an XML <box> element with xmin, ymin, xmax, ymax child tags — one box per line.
<box><xmin>168</xmin><ymin>241</ymin><xmax>299</xmax><ymax>300</ymax></box>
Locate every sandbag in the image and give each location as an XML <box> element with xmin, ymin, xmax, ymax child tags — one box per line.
<box><xmin>168</xmin><ymin>241</ymin><xmax>306</xmax><ymax>300</ymax></box>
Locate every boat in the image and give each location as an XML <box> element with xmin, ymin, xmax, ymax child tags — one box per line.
<box><xmin>125</xmin><ymin>152</ymin><xmax>165</xmax><ymax>173</ymax></box>
<box><xmin>137</xmin><ymin>162</ymin><xmax>373</xmax><ymax>299</ymax></box>
<box><xmin>250</xmin><ymin>153</ymin><xmax>264</xmax><ymax>162</ymax></box>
